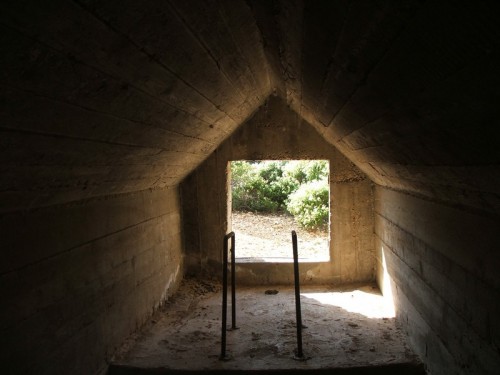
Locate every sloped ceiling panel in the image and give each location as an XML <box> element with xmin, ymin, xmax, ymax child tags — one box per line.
<box><xmin>1</xmin><ymin>0</ymin><xmax>499</xmax><ymax>214</ymax></box>
<box><xmin>251</xmin><ymin>0</ymin><xmax>500</xmax><ymax>214</ymax></box>
<box><xmin>0</xmin><ymin>0</ymin><xmax>272</xmax><ymax>211</ymax></box>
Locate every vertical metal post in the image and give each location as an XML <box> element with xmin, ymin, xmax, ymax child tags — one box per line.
<box><xmin>230</xmin><ymin>234</ymin><xmax>238</xmax><ymax>330</ymax></box>
<box><xmin>292</xmin><ymin>230</ymin><xmax>304</xmax><ymax>359</ymax></box>
<box><xmin>220</xmin><ymin>232</ymin><xmax>235</xmax><ymax>360</ymax></box>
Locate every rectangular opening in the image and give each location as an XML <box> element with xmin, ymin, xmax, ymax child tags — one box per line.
<box><xmin>229</xmin><ymin>160</ymin><xmax>330</xmax><ymax>263</ymax></box>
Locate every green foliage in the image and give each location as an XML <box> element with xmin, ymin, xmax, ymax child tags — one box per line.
<box><xmin>258</xmin><ymin>161</ymin><xmax>284</xmax><ymax>182</ymax></box>
<box><xmin>282</xmin><ymin>160</ymin><xmax>328</xmax><ymax>183</ymax></box>
<box><xmin>304</xmin><ymin>160</ymin><xmax>329</xmax><ymax>181</ymax></box>
<box><xmin>286</xmin><ymin>180</ymin><xmax>329</xmax><ymax>230</ymax></box>
<box><xmin>231</xmin><ymin>161</ymin><xmax>279</xmax><ymax>212</ymax></box>
<box><xmin>282</xmin><ymin>161</ymin><xmax>308</xmax><ymax>183</ymax></box>
<box><xmin>230</xmin><ymin>160</ymin><xmax>330</xmax><ymax>229</ymax></box>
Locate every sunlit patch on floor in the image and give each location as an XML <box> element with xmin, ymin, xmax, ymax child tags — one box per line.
<box><xmin>110</xmin><ymin>280</ymin><xmax>421</xmax><ymax>374</ymax></box>
<box><xmin>301</xmin><ymin>288</ymin><xmax>395</xmax><ymax>319</ymax></box>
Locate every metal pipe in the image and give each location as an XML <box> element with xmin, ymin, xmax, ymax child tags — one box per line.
<box><xmin>292</xmin><ymin>230</ymin><xmax>304</xmax><ymax>359</ymax></box>
<box><xmin>230</xmin><ymin>234</ymin><xmax>238</xmax><ymax>330</ymax></box>
<box><xmin>220</xmin><ymin>232</ymin><xmax>235</xmax><ymax>360</ymax></box>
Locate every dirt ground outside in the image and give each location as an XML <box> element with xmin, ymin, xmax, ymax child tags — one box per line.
<box><xmin>231</xmin><ymin>211</ymin><xmax>329</xmax><ymax>261</ymax></box>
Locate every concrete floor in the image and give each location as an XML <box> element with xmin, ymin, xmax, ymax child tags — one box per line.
<box><xmin>109</xmin><ymin>279</ymin><xmax>424</xmax><ymax>374</ymax></box>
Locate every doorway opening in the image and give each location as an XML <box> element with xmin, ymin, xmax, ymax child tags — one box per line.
<box><xmin>229</xmin><ymin>160</ymin><xmax>330</xmax><ymax>262</ymax></box>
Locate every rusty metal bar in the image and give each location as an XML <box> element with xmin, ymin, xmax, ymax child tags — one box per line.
<box><xmin>292</xmin><ymin>230</ymin><xmax>304</xmax><ymax>359</ymax></box>
<box><xmin>220</xmin><ymin>231</ymin><xmax>235</xmax><ymax>360</ymax></box>
<box><xmin>230</xmin><ymin>233</ymin><xmax>238</xmax><ymax>330</ymax></box>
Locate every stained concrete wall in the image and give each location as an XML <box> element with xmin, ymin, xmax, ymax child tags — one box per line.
<box><xmin>1</xmin><ymin>188</ymin><xmax>183</xmax><ymax>374</ymax></box>
<box><xmin>0</xmin><ymin>1</ymin><xmax>273</xmax><ymax>211</ymax></box>
<box><xmin>1</xmin><ymin>2</ymin><xmax>499</xmax><ymax>375</ymax></box>
<box><xmin>181</xmin><ymin>96</ymin><xmax>374</xmax><ymax>285</ymax></box>
<box><xmin>375</xmin><ymin>187</ymin><xmax>500</xmax><ymax>374</ymax></box>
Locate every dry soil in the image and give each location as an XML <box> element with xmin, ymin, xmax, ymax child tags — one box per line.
<box><xmin>232</xmin><ymin>211</ymin><xmax>329</xmax><ymax>260</ymax></box>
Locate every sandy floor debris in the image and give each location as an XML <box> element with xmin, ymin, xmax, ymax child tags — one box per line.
<box><xmin>110</xmin><ymin>279</ymin><xmax>423</xmax><ymax>373</ymax></box>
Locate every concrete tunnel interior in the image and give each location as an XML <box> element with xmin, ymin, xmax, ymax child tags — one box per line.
<box><xmin>1</xmin><ymin>1</ymin><xmax>499</xmax><ymax>374</ymax></box>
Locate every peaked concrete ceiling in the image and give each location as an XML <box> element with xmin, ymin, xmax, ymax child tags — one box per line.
<box><xmin>1</xmin><ymin>0</ymin><xmax>499</xmax><ymax>214</ymax></box>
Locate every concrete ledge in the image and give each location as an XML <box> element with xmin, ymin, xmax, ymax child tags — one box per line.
<box><xmin>235</xmin><ymin>257</ymin><xmax>330</xmax><ymax>264</ymax></box>
<box><xmin>235</xmin><ymin>261</ymin><xmax>348</xmax><ymax>285</ymax></box>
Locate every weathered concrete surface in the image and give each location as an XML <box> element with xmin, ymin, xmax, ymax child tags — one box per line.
<box><xmin>2</xmin><ymin>1</ymin><xmax>498</xmax><ymax>214</ymax></box>
<box><xmin>374</xmin><ymin>186</ymin><xmax>500</xmax><ymax>375</ymax></box>
<box><xmin>0</xmin><ymin>188</ymin><xmax>184</xmax><ymax>374</ymax></box>
<box><xmin>250</xmin><ymin>0</ymin><xmax>500</xmax><ymax>215</ymax></box>
<box><xmin>0</xmin><ymin>0</ymin><xmax>272</xmax><ymax>212</ymax></box>
<box><xmin>109</xmin><ymin>279</ymin><xmax>424</xmax><ymax>374</ymax></box>
<box><xmin>181</xmin><ymin>96</ymin><xmax>374</xmax><ymax>285</ymax></box>
<box><xmin>1</xmin><ymin>2</ymin><xmax>500</xmax><ymax>374</ymax></box>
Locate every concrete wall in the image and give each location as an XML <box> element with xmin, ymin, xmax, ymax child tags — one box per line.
<box><xmin>181</xmin><ymin>96</ymin><xmax>374</xmax><ymax>285</ymax></box>
<box><xmin>1</xmin><ymin>188</ymin><xmax>183</xmax><ymax>374</ymax></box>
<box><xmin>375</xmin><ymin>186</ymin><xmax>500</xmax><ymax>374</ymax></box>
<box><xmin>1</xmin><ymin>3</ymin><xmax>499</xmax><ymax>374</ymax></box>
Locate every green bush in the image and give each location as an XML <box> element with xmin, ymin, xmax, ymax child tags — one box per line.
<box><xmin>304</xmin><ymin>160</ymin><xmax>329</xmax><ymax>181</ymax></box>
<box><xmin>282</xmin><ymin>160</ymin><xmax>328</xmax><ymax>183</ymax></box>
<box><xmin>258</xmin><ymin>162</ymin><xmax>294</xmax><ymax>209</ymax></box>
<box><xmin>230</xmin><ymin>160</ymin><xmax>329</xmax><ymax>229</ymax></box>
<box><xmin>231</xmin><ymin>161</ymin><xmax>279</xmax><ymax>212</ymax></box>
<box><xmin>286</xmin><ymin>180</ymin><xmax>329</xmax><ymax>230</ymax></box>
<box><xmin>258</xmin><ymin>161</ymin><xmax>284</xmax><ymax>182</ymax></box>
<box><xmin>283</xmin><ymin>161</ymin><xmax>308</xmax><ymax>183</ymax></box>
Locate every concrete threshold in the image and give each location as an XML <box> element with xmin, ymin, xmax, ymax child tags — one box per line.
<box><xmin>109</xmin><ymin>279</ymin><xmax>425</xmax><ymax>374</ymax></box>
<box><xmin>235</xmin><ymin>257</ymin><xmax>330</xmax><ymax>263</ymax></box>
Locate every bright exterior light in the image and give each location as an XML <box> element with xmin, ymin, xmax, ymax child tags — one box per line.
<box><xmin>301</xmin><ymin>288</ymin><xmax>395</xmax><ymax>319</ymax></box>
